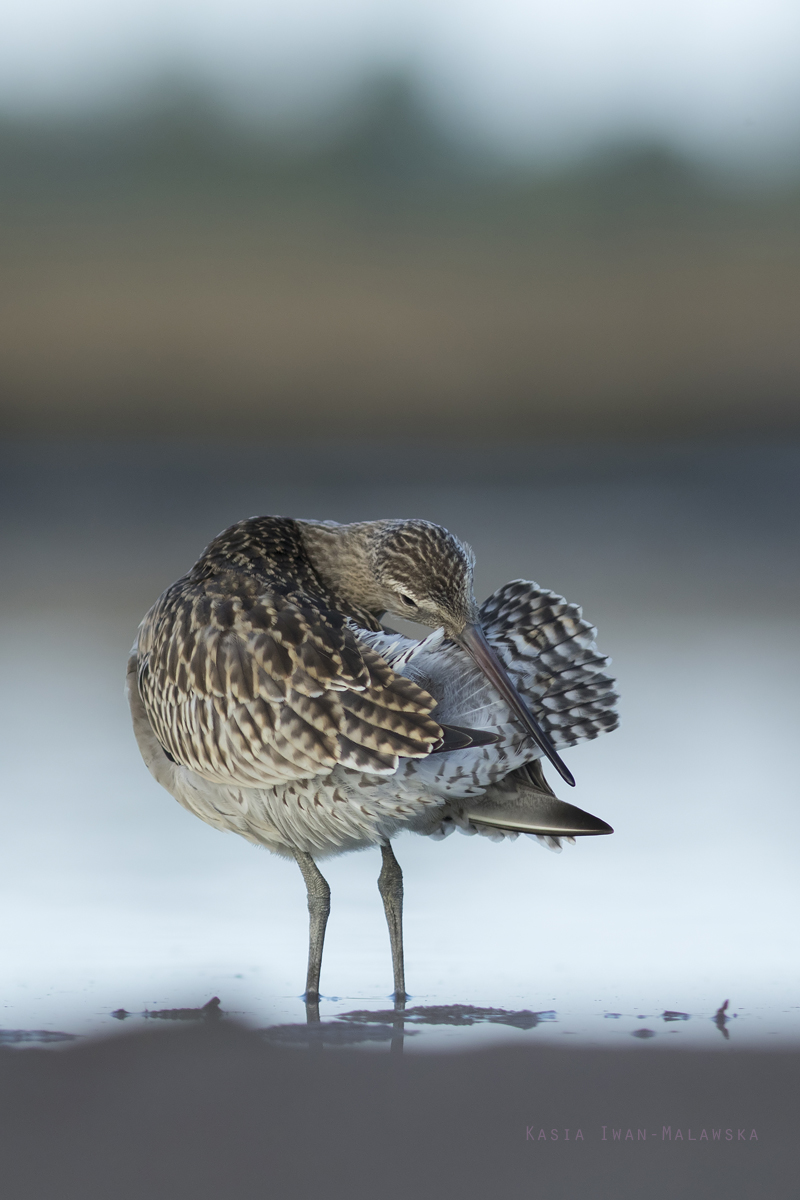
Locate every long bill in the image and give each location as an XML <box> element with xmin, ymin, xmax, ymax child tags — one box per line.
<box><xmin>456</xmin><ymin>623</ymin><xmax>576</xmax><ymax>788</ymax></box>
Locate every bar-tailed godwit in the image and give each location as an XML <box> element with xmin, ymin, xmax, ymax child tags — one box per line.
<box><xmin>128</xmin><ymin>517</ymin><xmax>617</xmax><ymax>1008</ymax></box>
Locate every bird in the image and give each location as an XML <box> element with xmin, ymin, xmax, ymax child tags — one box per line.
<box><xmin>127</xmin><ymin>515</ymin><xmax>618</xmax><ymax>1013</ymax></box>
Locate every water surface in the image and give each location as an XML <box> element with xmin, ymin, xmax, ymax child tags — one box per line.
<box><xmin>1</xmin><ymin>442</ymin><xmax>798</xmax><ymax>1050</ymax></box>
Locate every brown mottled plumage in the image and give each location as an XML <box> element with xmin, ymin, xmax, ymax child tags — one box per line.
<box><xmin>129</xmin><ymin>515</ymin><xmax>617</xmax><ymax>1012</ymax></box>
<box><xmin>137</xmin><ymin>518</ymin><xmax>444</xmax><ymax>786</ymax></box>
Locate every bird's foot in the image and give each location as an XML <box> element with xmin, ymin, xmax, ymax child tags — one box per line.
<box><xmin>301</xmin><ymin>988</ymin><xmax>323</xmax><ymax>1025</ymax></box>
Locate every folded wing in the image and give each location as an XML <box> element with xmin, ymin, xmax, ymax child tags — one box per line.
<box><xmin>136</xmin><ymin>580</ymin><xmax>442</xmax><ymax>786</ymax></box>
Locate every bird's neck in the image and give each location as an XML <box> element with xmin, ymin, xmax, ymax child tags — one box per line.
<box><xmin>298</xmin><ymin>520</ymin><xmax>389</xmax><ymax>616</ymax></box>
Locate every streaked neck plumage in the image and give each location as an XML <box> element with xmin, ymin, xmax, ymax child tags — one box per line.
<box><xmin>298</xmin><ymin>520</ymin><xmax>393</xmax><ymax>617</ymax></box>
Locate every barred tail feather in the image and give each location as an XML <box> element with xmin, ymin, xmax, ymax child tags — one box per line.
<box><xmin>479</xmin><ymin>580</ymin><xmax>619</xmax><ymax>749</ymax></box>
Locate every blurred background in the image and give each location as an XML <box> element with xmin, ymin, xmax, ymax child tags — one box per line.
<box><xmin>0</xmin><ymin>1</ymin><xmax>798</xmax><ymax>1045</ymax></box>
<box><xmin>1</xmin><ymin>0</ymin><xmax>800</xmax><ymax>437</ymax></box>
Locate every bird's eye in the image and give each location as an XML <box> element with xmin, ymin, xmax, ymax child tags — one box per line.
<box><xmin>399</xmin><ymin>594</ymin><xmax>417</xmax><ymax>608</ymax></box>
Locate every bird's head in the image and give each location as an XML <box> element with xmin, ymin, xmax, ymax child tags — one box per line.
<box><xmin>368</xmin><ymin>518</ymin><xmax>575</xmax><ymax>787</ymax></box>
<box><xmin>369</xmin><ymin>519</ymin><xmax>479</xmax><ymax>638</ymax></box>
<box><xmin>300</xmin><ymin>514</ymin><xmax>575</xmax><ymax>786</ymax></box>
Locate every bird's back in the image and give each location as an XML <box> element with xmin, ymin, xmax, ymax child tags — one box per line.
<box><xmin>135</xmin><ymin>516</ymin><xmax>444</xmax><ymax>788</ymax></box>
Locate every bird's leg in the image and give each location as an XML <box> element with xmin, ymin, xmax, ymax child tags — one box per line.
<box><xmin>294</xmin><ymin>850</ymin><xmax>330</xmax><ymax>1023</ymax></box>
<box><xmin>378</xmin><ymin>841</ymin><xmax>407</xmax><ymax>1003</ymax></box>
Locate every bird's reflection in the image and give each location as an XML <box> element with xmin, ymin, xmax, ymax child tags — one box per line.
<box><xmin>265</xmin><ymin>1001</ymin><xmax>558</xmax><ymax>1051</ymax></box>
<box><xmin>338</xmin><ymin>1002</ymin><xmax>556</xmax><ymax>1029</ymax></box>
<box><xmin>6</xmin><ymin>995</ymin><xmax>750</xmax><ymax>1049</ymax></box>
<box><xmin>266</xmin><ymin>997</ymin><xmax>738</xmax><ymax>1049</ymax></box>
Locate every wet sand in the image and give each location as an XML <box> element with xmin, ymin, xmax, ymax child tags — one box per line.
<box><xmin>0</xmin><ymin>1021</ymin><xmax>795</xmax><ymax>1199</ymax></box>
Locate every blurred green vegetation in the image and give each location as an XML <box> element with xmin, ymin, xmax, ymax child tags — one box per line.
<box><xmin>1</xmin><ymin>75</ymin><xmax>799</xmax><ymax>439</ymax></box>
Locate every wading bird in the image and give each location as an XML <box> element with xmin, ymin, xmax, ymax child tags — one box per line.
<box><xmin>128</xmin><ymin>517</ymin><xmax>617</xmax><ymax>1010</ymax></box>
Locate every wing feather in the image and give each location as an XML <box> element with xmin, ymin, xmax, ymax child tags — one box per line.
<box><xmin>137</xmin><ymin>579</ymin><xmax>441</xmax><ymax>786</ymax></box>
<box><xmin>359</xmin><ymin>578</ymin><xmax>618</xmax><ymax>798</ymax></box>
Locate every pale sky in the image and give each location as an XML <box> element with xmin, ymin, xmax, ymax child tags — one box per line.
<box><xmin>3</xmin><ymin>0</ymin><xmax>800</xmax><ymax>161</ymax></box>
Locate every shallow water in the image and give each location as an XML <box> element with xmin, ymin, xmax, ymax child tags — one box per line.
<box><xmin>1</xmin><ymin>442</ymin><xmax>798</xmax><ymax>1051</ymax></box>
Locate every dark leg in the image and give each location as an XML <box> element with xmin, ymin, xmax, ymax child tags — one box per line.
<box><xmin>378</xmin><ymin>841</ymin><xmax>407</xmax><ymax>1002</ymax></box>
<box><xmin>294</xmin><ymin>850</ymin><xmax>331</xmax><ymax>1022</ymax></box>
